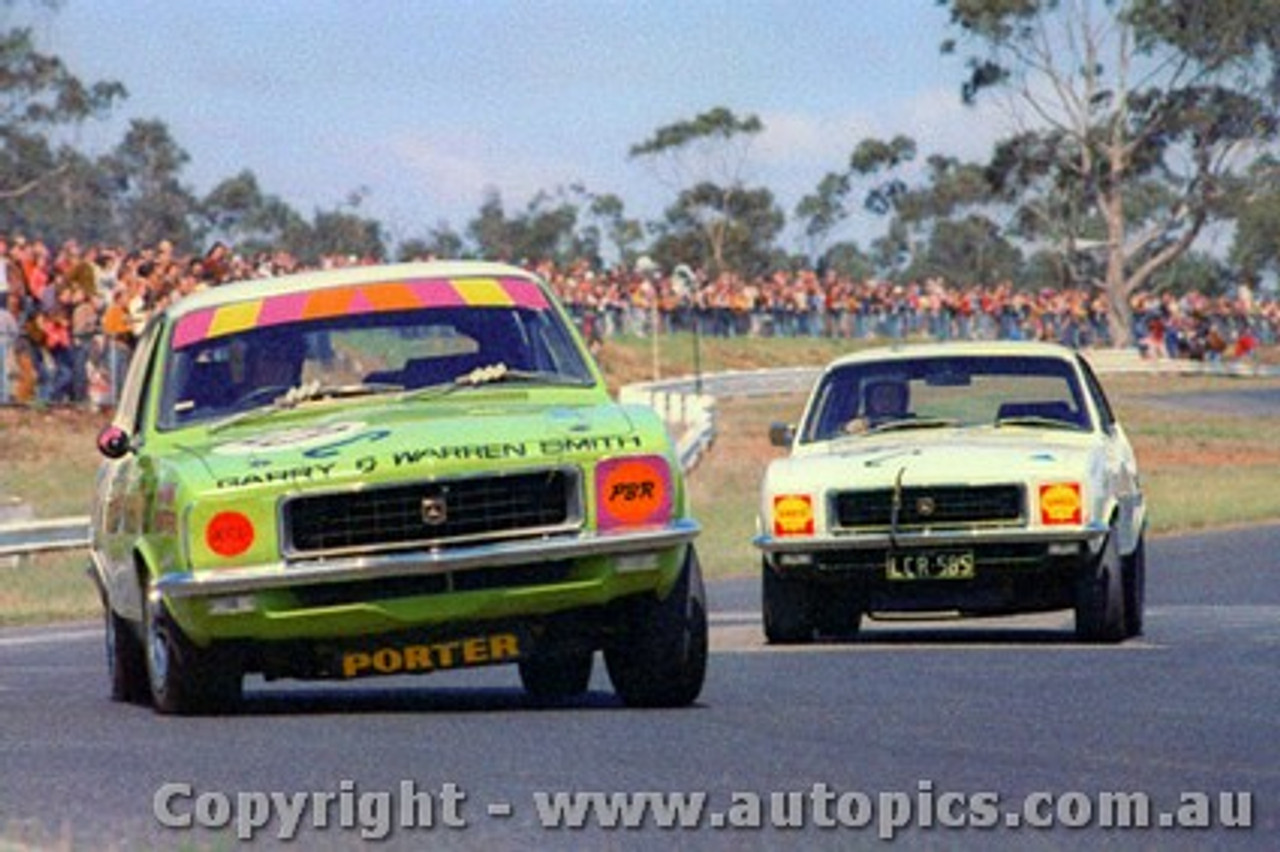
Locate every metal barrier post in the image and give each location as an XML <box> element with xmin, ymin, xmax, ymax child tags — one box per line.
<box><xmin>1</xmin><ymin>341</ymin><xmax>9</xmax><ymax>405</ymax></box>
<box><xmin>108</xmin><ymin>340</ymin><xmax>120</xmax><ymax>407</ymax></box>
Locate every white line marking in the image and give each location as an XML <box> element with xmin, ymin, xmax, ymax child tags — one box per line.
<box><xmin>0</xmin><ymin>627</ymin><xmax>99</xmax><ymax>648</ymax></box>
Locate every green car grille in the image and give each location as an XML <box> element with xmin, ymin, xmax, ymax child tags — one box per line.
<box><xmin>283</xmin><ymin>467</ymin><xmax>582</xmax><ymax>556</ymax></box>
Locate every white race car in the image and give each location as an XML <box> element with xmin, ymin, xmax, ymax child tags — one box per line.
<box><xmin>755</xmin><ymin>342</ymin><xmax>1145</xmax><ymax>643</ymax></box>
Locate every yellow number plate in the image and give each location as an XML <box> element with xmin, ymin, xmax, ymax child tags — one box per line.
<box><xmin>339</xmin><ymin>632</ymin><xmax>522</xmax><ymax>678</ymax></box>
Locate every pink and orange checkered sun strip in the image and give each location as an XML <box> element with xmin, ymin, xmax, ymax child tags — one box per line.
<box><xmin>171</xmin><ymin>276</ymin><xmax>548</xmax><ymax>350</ymax></box>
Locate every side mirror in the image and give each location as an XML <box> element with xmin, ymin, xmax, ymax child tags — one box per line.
<box><xmin>768</xmin><ymin>422</ymin><xmax>796</xmax><ymax>448</ymax></box>
<box><xmin>97</xmin><ymin>425</ymin><xmax>132</xmax><ymax>459</ymax></box>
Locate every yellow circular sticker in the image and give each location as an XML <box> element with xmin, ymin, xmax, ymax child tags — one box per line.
<box><xmin>773</xmin><ymin>494</ymin><xmax>814</xmax><ymax>536</ymax></box>
<box><xmin>1039</xmin><ymin>483</ymin><xmax>1082</xmax><ymax>525</ymax></box>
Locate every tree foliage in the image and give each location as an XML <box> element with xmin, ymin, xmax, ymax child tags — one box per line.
<box><xmin>630</xmin><ymin>107</ymin><xmax>766</xmax><ymax>273</ymax></box>
<box><xmin>6</xmin><ymin>3</ymin><xmax>1280</xmax><ymax>317</ymax></box>
<box><xmin>0</xmin><ymin>24</ymin><xmax>125</xmax><ymax>200</ymax></box>
<box><xmin>941</xmin><ymin>0</ymin><xmax>1280</xmax><ymax>342</ymax></box>
<box><xmin>106</xmin><ymin>119</ymin><xmax>199</xmax><ymax>250</ymax></box>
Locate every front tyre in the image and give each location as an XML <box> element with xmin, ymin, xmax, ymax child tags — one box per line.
<box><xmin>1075</xmin><ymin>531</ymin><xmax>1127</xmax><ymax>643</ymax></box>
<box><xmin>103</xmin><ymin>601</ymin><xmax>148</xmax><ymax>705</ymax></box>
<box><xmin>814</xmin><ymin>586</ymin><xmax>863</xmax><ymax>640</ymax></box>
<box><xmin>519</xmin><ymin>650</ymin><xmax>593</xmax><ymax>701</ymax></box>
<box><xmin>1122</xmin><ymin>535</ymin><xmax>1146</xmax><ymax>638</ymax></box>
<box><xmin>762</xmin><ymin>558</ymin><xmax>814</xmax><ymax>644</ymax></box>
<box><xmin>145</xmin><ymin>593</ymin><xmax>242</xmax><ymax>715</ymax></box>
<box><xmin>605</xmin><ymin>547</ymin><xmax>708</xmax><ymax>708</ymax></box>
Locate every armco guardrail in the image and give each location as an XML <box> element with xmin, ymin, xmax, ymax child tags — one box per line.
<box><xmin>0</xmin><ymin>517</ymin><xmax>91</xmax><ymax>558</ymax></box>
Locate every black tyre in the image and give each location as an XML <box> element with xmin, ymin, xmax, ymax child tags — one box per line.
<box><xmin>1122</xmin><ymin>535</ymin><xmax>1146</xmax><ymax>638</ymax></box>
<box><xmin>605</xmin><ymin>547</ymin><xmax>708</xmax><ymax>708</ymax></box>
<box><xmin>1075</xmin><ymin>531</ymin><xmax>1127</xmax><ymax>643</ymax></box>
<box><xmin>814</xmin><ymin>587</ymin><xmax>862</xmax><ymax>639</ymax></box>
<box><xmin>103</xmin><ymin>601</ymin><xmax>149</xmax><ymax>705</ymax></box>
<box><xmin>762</xmin><ymin>558</ymin><xmax>814</xmax><ymax>644</ymax></box>
<box><xmin>518</xmin><ymin>650</ymin><xmax>594</xmax><ymax>701</ymax></box>
<box><xmin>145</xmin><ymin>593</ymin><xmax>242</xmax><ymax>715</ymax></box>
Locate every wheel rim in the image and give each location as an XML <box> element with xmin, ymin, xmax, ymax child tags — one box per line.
<box><xmin>147</xmin><ymin>603</ymin><xmax>169</xmax><ymax>690</ymax></box>
<box><xmin>104</xmin><ymin>609</ymin><xmax>117</xmax><ymax>676</ymax></box>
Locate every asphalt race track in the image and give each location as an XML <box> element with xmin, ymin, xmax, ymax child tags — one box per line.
<box><xmin>2</xmin><ymin>525</ymin><xmax>1279</xmax><ymax>850</ymax></box>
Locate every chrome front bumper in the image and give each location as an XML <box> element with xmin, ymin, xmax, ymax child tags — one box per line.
<box><xmin>754</xmin><ymin>522</ymin><xmax>1108</xmax><ymax>555</ymax></box>
<box><xmin>156</xmin><ymin>519</ymin><xmax>700</xmax><ymax>599</ymax></box>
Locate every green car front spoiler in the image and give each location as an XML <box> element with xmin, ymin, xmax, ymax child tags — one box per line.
<box><xmin>156</xmin><ymin>519</ymin><xmax>700</xmax><ymax>599</ymax></box>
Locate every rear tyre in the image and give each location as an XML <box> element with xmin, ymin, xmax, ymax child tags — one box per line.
<box><xmin>519</xmin><ymin>650</ymin><xmax>593</xmax><ymax>701</ymax></box>
<box><xmin>145</xmin><ymin>593</ymin><xmax>242</xmax><ymax>715</ymax></box>
<box><xmin>1122</xmin><ymin>535</ymin><xmax>1146</xmax><ymax>638</ymax></box>
<box><xmin>605</xmin><ymin>547</ymin><xmax>708</xmax><ymax>708</ymax></box>
<box><xmin>1075</xmin><ymin>531</ymin><xmax>1127</xmax><ymax>643</ymax></box>
<box><xmin>762</xmin><ymin>558</ymin><xmax>814</xmax><ymax>644</ymax></box>
<box><xmin>103</xmin><ymin>601</ymin><xmax>149</xmax><ymax>704</ymax></box>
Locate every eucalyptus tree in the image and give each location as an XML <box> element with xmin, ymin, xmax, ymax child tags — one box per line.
<box><xmin>796</xmin><ymin>135</ymin><xmax>918</xmax><ymax>271</ymax></box>
<box><xmin>1229</xmin><ymin>155</ymin><xmax>1280</xmax><ymax>284</ymax></box>
<box><xmin>942</xmin><ymin>0</ymin><xmax>1280</xmax><ymax>343</ymax></box>
<box><xmin>651</xmin><ymin>183</ymin><xmax>784</xmax><ymax>277</ymax></box>
<box><xmin>629</xmin><ymin>106</ymin><xmax>765</xmax><ymax>273</ymax></box>
<box><xmin>201</xmin><ymin>170</ymin><xmax>309</xmax><ymax>256</ymax></box>
<box><xmin>0</xmin><ymin>18</ymin><xmax>125</xmax><ymax>234</ymax></box>
<box><xmin>105</xmin><ymin>119</ymin><xmax>200</xmax><ymax>250</ymax></box>
<box><xmin>579</xmin><ymin>189</ymin><xmax>644</xmax><ymax>268</ymax></box>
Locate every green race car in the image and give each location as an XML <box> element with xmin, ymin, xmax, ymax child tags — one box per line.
<box><xmin>90</xmin><ymin>261</ymin><xmax>705</xmax><ymax>714</ymax></box>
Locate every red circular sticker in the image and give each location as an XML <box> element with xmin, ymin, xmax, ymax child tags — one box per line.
<box><xmin>206</xmin><ymin>511</ymin><xmax>255</xmax><ymax>557</ymax></box>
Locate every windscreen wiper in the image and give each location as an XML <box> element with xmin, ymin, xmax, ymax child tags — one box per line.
<box><xmin>864</xmin><ymin>417</ymin><xmax>959</xmax><ymax>435</ymax></box>
<box><xmin>208</xmin><ymin>380</ymin><xmax>404</xmax><ymax>433</ymax></box>
<box><xmin>399</xmin><ymin>362</ymin><xmax>592</xmax><ymax>403</ymax></box>
<box><xmin>993</xmin><ymin>415</ymin><xmax>1084</xmax><ymax>432</ymax></box>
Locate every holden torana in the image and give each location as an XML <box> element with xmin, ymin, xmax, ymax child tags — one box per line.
<box><xmin>91</xmin><ymin>261</ymin><xmax>705</xmax><ymax>713</ymax></box>
<box><xmin>755</xmin><ymin>341</ymin><xmax>1145</xmax><ymax>643</ymax></box>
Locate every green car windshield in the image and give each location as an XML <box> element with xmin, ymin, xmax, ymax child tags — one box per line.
<box><xmin>157</xmin><ymin>299</ymin><xmax>595</xmax><ymax>430</ymax></box>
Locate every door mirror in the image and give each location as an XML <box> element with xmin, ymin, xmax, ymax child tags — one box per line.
<box><xmin>97</xmin><ymin>425</ymin><xmax>132</xmax><ymax>459</ymax></box>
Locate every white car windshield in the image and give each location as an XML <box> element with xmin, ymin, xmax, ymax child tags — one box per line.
<box><xmin>800</xmin><ymin>355</ymin><xmax>1092</xmax><ymax>443</ymax></box>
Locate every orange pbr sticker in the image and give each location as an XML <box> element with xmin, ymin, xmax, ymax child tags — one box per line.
<box><xmin>596</xmin><ymin>456</ymin><xmax>672</xmax><ymax>530</ymax></box>
<box><xmin>773</xmin><ymin>494</ymin><xmax>814</xmax><ymax>536</ymax></box>
<box><xmin>1039</xmin><ymin>483</ymin><xmax>1082</xmax><ymax>525</ymax></box>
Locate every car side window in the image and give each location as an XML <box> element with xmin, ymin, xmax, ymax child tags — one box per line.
<box><xmin>1077</xmin><ymin>357</ymin><xmax>1116</xmax><ymax>432</ymax></box>
<box><xmin>114</xmin><ymin>320</ymin><xmax>163</xmax><ymax>437</ymax></box>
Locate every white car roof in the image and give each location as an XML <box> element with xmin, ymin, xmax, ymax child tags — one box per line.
<box><xmin>823</xmin><ymin>340</ymin><xmax>1081</xmax><ymax>371</ymax></box>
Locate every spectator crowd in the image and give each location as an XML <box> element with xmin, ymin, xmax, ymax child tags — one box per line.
<box><xmin>1</xmin><ymin>236</ymin><xmax>1274</xmax><ymax>408</ymax></box>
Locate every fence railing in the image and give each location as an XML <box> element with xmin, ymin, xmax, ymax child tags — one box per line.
<box><xmin>0</xmin><ymin>517</ymin><xmax>91</xmax><ymax>558</ymax></box>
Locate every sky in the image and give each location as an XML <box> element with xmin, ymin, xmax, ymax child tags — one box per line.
<box><xmin>20</xmin><ymin>0</ymin><xmax>1012</xmax><ymax>253</ymax></box>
